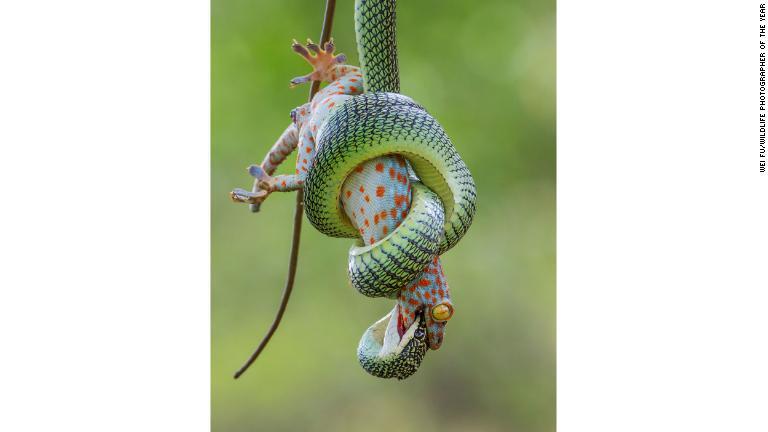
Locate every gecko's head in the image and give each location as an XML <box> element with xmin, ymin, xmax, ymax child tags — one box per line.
<box><xmin>289</xmin><ymin>103</ymin><xmax>311</xmax><ymax>129</ymax></box>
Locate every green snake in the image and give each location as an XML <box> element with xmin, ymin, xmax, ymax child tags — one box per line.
<box><xmin>232</xmin><ymin>0</ymin><xmax>476</xmax><ymax>379</ymax></box>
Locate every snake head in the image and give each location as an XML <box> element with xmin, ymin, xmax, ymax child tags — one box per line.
<box><xmin>357</xmin><ymin>305</ymin><xmax>428</xmax><ymax>380</ymax></box>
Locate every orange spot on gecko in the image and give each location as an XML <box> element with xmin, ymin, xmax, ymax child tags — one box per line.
<box><xmin>394</xmin><ymin>194</ymin><xmax>406</xmax><ymax>207</ymax></box>
<box><xmin>402</xmin><ymin>210</ymin><xmax>408</xmax><ymax>218</ymax></box>
<box><xmin>369</xmin><ymin>236</ymin><xmax>375</xmax><ymax>244</ymax></box>
<box><xmin>375</xmin><ymin>163</ymin><xmax>384</xmax><ymax>172</ymax></box>
<box><xmin>389</xmin><ymin>168</ymin><xmax>396</xmax><ymax>178</ymax></box>
<box><xmin>355</xmin><ymin>166</ymin><xmax>364</xmax><ymax>173</ymax></box>
<box><xmin>382</xmin><ymin>226</ymin><xmax>388</xmax><ymax>235</ymax></box>
<box><xmin>306</xmin><ymin>147</ymin><xmax>312</xmax><ymax>153</ymax></box>
<box><xmin>364</xmin><ymin>219</ymin><xmax>370</xmax><ymax>227</ymax></box>
<box><xmin>364</xmin><ymin>195</ymin><xmax>370</xmax><ymax>202</ymax></box>
<box><xmin>359</xmin><ymin>185</ymin><xmax>365</xmax><ymax>193</ymax></box>
<box><xmin>376</xmin><ymin>186</ymin><xmax>385</xmax><ymax>197</ymax></box>
<box><xmin>350</xmin><ymin>86</ymin><xmax>357</xmax><ymax>92</ymax></box>
<box><xmin>346</xmin><ymin>190</ymin><xmax>352</xmax><ymax>199</ymax></box>
<box><xmin>418</xmin><ymin>279</ymin><xmax>431</xmax><ymax>287</ymax></box>
<box><xmin>390</xmin><ymin>208</ymin><xmax>397</xmax><ymax>218</ymax></box>
<box><xmin>374</xmin><ymin>214</ymin><xmax>380</xmax><ymax>225</ymax></box>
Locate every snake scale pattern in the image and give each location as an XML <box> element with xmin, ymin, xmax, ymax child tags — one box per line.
<box><xmin>231</xmin><ymin>0</ymin><xmax>476</xmax><ymax>379</ymax></box>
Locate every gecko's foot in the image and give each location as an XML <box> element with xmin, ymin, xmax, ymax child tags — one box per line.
<box><xmin>230</xmin><ymin>188</ymin><xmax>268</xmax><ymax>205</ymax></box>
<box><xmin>230</xmin><ymin>164</ymin><xmax>274</xmax><ymax>206</ymax></box>
<box><xmin>290</xmin><ymin>38</ymin><xmax>347</xmax><ymax>87</ymax></box>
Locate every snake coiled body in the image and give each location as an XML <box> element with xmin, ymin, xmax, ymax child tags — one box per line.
<box><xmin>302</xmin><ymin>0</ymin><xmax>476</xmax><ymax>379</ymax></box>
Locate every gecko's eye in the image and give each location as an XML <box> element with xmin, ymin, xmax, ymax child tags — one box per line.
<box><xmin>430</xmin><ymin>303</ymin><xmax>453</xmax><ymax>322</ymax></box>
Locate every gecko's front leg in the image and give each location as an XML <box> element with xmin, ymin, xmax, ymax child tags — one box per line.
<box><xmin>230</xmin><ymin>118</ymin><xmax>301</xmax><ymax>211</ymax></box>
<box><xmin>230</xmin><ymin>104</ymin><xmax>316</xmax><ymax>209</ymax></box>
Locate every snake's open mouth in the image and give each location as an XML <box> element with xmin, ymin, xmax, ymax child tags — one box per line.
<box><xmin>357</xmin><ymin>304</ymin><xmax>428</xmax><ymax>379</ymax></box>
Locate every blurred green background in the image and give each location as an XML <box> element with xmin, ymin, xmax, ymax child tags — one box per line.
<box><xmin>212</xmin><ymin>0</ymin><xmax>555</xmax><ymax>430</ymax></box>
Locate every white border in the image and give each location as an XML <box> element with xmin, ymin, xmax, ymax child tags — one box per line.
<box><xmin>559</xmin><ymin>0</ymin><xmax>768</xmax><ymax>430</ymax></box>
<box><xmin>0</xmin><ymin>1</ymin><xmax>210</xmax><ymax>430</ymax></box>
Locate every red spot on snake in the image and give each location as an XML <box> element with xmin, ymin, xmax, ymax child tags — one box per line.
<box><xmin>376</xmin><ymin>186</ymin><xmax>385</xmax><ymax>197</ymax></box>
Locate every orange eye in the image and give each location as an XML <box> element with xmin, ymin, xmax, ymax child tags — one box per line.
<box><xmin>431</xmin><ymin>303</ymin><xmax>453</xmax><ymax>322</ymax></box>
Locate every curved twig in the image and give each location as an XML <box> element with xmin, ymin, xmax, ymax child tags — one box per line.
<box><xmin>234</xmin><ymin>0</ymin><xmax>337</xmax><ymax>380</ymax></box>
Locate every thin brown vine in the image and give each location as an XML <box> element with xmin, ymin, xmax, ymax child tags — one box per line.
<box><xmin>233</xmin><ymin>0</ymin><xmax>337</xmax><ymax>380</ymax></box>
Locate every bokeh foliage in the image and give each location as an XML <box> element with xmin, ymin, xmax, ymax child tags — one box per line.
<box><xmin>212</xmin><ymin>0</ymin><xmax>555</xmax><ymax>430</ymax></box>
